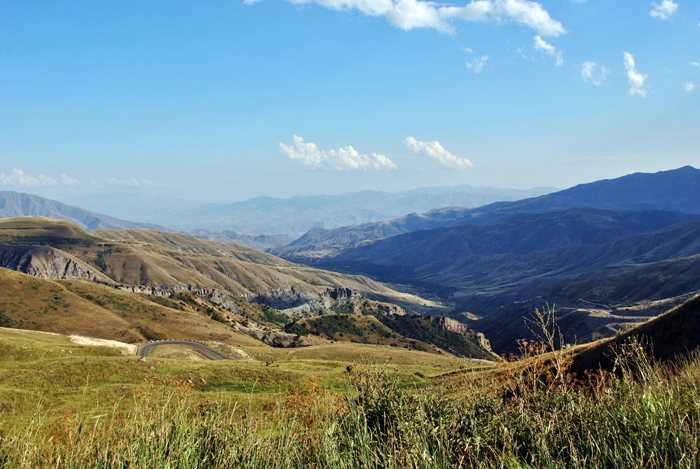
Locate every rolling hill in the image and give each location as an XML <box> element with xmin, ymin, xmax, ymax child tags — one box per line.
<box><xmin>0</xmin><ymin>217</ymin><xmax>432</xmax><ymax>314</ymax></box>
<box><xmin>0</xmin><ymin>266</ymin><xmax>263</xmax><ymax>345</ymax></box>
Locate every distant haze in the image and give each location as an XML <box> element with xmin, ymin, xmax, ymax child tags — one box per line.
<box><xmin>61</xmin><ymin>184</ymin><xmax>557</xmax><ymax>235</ymax></box>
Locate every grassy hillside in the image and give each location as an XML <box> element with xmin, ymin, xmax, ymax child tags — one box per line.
<box><xmin>0</xmin><ymin>267</ymin><xmax>263</xmax><ymax>346</ymax></box>
<box><xmin>571</xmin><ymin>293</ymin><xmax>700</xmax><ymax>374</ymax></box>
<box><xmin>0</xmin><ymin>217</ymin><xmax>433</xmax><ymax>314</ymax></box>
<box><xmin>284</xmin><ymin>314</ymin><xmax>442</xmax><ymax>352</ymax></box>
<box><xmin>0</xmin><ymin>326</ymin><xmax>487</xmax><ymax>425</ymax></box>
<box><xmin>0</xmin><ymin>216</ymin><xmax>105</xmax><ymax>245</ymax></box>
<box><xmin>1</xmin><ymin>324</ymin><xmax>697</xmax><ymax>467</ymax></box>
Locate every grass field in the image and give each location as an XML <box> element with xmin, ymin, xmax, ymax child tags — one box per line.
<box><xmin>1</xmin><ymin>244</ymin><xmax>698</xmax><ymax>467</ymax></box>
<box><xmin>0</xmin><ymin>326</ymin><xmax>698</xmax><ymax>468</ymax></box>
<box><xmin>0</xmin><ymin>326</ymin><xmax>491</xmax><ymax>429</ymax></box>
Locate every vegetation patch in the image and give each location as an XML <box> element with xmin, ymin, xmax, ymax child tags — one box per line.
<box><xmin>380</xmin><ymin>314</ymin><xmax>494</xmax><ymax>360</ymax></box>
<box><xmin>0</xmin><ymin>339</ymin><xmax>698</xmax><ymax>468</ymax></box>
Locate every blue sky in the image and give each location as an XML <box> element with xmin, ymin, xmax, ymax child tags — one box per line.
<box><xmin>1</xmin><ymin>0</ymin><xmax>698</xmax><ymax>203</ymax></box>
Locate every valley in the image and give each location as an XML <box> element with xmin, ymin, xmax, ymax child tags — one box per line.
<box><xmin>1</xmin><ymin>167</ymin><xmax>700</xmax><ymax>468</ymax></box>
<box><xmin>1</xmin><ymin>166</ymin><xmax>699</xmax><ymax>356</ymax></box>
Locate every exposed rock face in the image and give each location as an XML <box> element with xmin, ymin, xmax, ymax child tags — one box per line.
<box><xmin>237</xmin><ymin>326</ymin><xmax>308</xmax><ymax>348</ymax></box>
<box><xmin>431</xmin><ymin>316</ymin><xmax>493</xmax><ymax>352</ymax></box>
<box><xmin>0</xmin><ymin>244</ymin><xmax>105</xmax><ymax>282</ymax></box>
<box><xmin>117</xmin><ymin>283</ymin><xmax>232</xmax><ymax>300</ymax></box>
<box><xmin>353</xmin><ymin>298</ymin><xmax>406</xmax><ymax>316</ymax></box>
<box><xmin>324</xmin><ymin>287</ymin><xmax>358</xmax><ymax>301</ymax></box>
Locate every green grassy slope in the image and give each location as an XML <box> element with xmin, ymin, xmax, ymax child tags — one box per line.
<box><xmin>285</xmin><ymin>314</ymin><xmax>441</xmax><ymax>352</ymax></box>
<box><xmin>0</xmin><ymin>326</ymin><xmax>490</xmax><ymax>426</ymax></box>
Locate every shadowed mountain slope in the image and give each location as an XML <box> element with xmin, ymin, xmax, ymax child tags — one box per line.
<box><xmin>571</xmin><ymin>293</ymin><xmax>700</xmax><ymax>374</ymax></box>
<box><xmin>275</xmin><ymin>166</ymin><xmax>700</xmax><ymax>260</ymax></box>
<box><xmin>313</xmin><ymin>209</ymin><xmax>700</xmax><ymax>289</ymax></box>
<box><xmin>297</xmin><ymin>209</ymin><xmax>700</xmax><ymax>353</ymax></box>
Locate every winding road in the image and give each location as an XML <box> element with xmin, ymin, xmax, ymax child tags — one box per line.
<box><xmin>138</xmin><ymin>340</ymin><xmax>229</xmax><ymax>360</ymax></box>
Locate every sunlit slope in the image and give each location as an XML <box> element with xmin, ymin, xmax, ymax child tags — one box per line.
<box><xmin>0</xmin><ymin>217</ymin><xmax>428</xmax><ymax>307</ymax></box>
<box><xmin>0</xmin><ymin>267</ymin><xmax>263</xmax><ymax>346</ymax></box>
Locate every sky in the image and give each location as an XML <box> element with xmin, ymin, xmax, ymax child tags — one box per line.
<box><xmin>1</xmin><ymin>0</ymin><xmax>699</xmax><ymax>204</ymax></box>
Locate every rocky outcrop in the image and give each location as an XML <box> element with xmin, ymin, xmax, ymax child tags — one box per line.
<box><xmin>117</xmin><ymin>283</ymin><xmax>232</xmax><ymax>300</ymax></box>
<box><xmin>237</xmin><ymin>326</ymin><xmax>308</xmax><ymax>348</ymax></box>
<box><xmin>324</xmin><ymin>287</ymin><xmax>358</xmax><ymax>301</ymax></box>
<box><xmin>353</xmin><ymin>298</ymin><xmax>406</xmax><ymax>316</ymax></box>
<box><xmin>431</xmin><ymin>316</ymin><xmax>493</xmax><ymax>352</ymax></box>
<box><xmin>0</xmin><ymin>243</ymin><xmax>107</xmax><ymax>282</ymax></box>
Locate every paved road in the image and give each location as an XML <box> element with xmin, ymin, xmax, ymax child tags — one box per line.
<box><xmin>138</xmin><ymin>340</ymin><xmax>229</xmax><ymax>360</ymax></box>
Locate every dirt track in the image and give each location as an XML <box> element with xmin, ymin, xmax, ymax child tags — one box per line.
<box><xmin>138</xmin><ymin>340</ymin><xmax>229</xmax><ymax>360</ymax></box>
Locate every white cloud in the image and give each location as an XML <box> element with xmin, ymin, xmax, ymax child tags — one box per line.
<box><xmin>466</xmin><ymin>55</ymin><xmax>488</xmax><ymax>73</ymax></box>
<box><xmin>59</xmin><ymin>174</ymin><xmax>79</xmax><ymax>186</ymax></box>
<box><xmin>580</xmin><ymin>61</ymin><xmax>610</xmax><ymax>86</ymax></box>
<box><xmin>403</xmin><ymin>136</ymin><xmax>473</xmax><ymax>169</ymax></box>
<box><xmin>533</xmin><ymin>35</ymin><xmax>563</xmax><ymax>66</ymax></box>
<box><xmin>280</xmin><ymin>135</ymin><xmax>398</xmax><ymax>171</ymax></box>
<box><xmin>650</xmin><ymin>0</ymin><xmax>678</xmax><ymax>20</ymax></box>
<box><xmin>0</xmin><ymin>168</ymin><xmax>80</xmax><ymax>187</ymax></box>
<box><xmin>105</xmin><ymin>177</ymin><xmax>153</xmax><ymax>186</ymax></box>
<box><xmin>691</xmin><ymin>62</ymin><xmax>700</xmax><ymax>67</ymax></box>
<box><xmin>280</xmin><ymin>0</ymin><xmax>566</xmax><ymax>36</ymax></box>
<box><xmin>683</xmin><ymin>81</ymin><xmax>696</xmax><ymax>92</ymax></box>
<box><xmin>623</xmin><ymin>52</ymin><xmax>649</xmax><ymax>98</ymax></box>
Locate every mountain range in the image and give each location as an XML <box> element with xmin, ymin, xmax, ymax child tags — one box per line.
<box><xmin>60</xmin><ymin>184</ymin><xmax>556</xmax><ymax>235</ymax></box>
<box><xmin>2</xmin><ymin>166</ymin><xmax>698</xmax><ymax>353</ymax></box>
<box><xmin>274</xmin><ymin>166</ymin><xmax>700</xmax><ymax>260</ymax></box>
<box><xmin>0</xmin><ymin>191</ymin><xmax>166</xmax><ymax>231</ymax></box>
<box><xmin>271</xmin><ymin>166</ymin><xmax>700</xmax><ymax>352</ymax></box>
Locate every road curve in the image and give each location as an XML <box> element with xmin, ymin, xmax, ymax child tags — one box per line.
<box><xmin>138</xmin><ymin>340</ymin><xmax>229</xmax><ymax>360</ymax></box>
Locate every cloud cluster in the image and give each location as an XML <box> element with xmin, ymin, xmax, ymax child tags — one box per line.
<box><xmin>650</xmin><ymin>0</ymin><xmax>678</xmax><ymax>20</ymax></box>
<box><xmin>623</xmin><ymin>52</ymin><xmax>648</xmax><ymax>98</ymax></box>
<box><xmin>683</xmin><ymin>81</ymin><xmax>696</xmax><ymax>92</ymax></box>
<box><xmin>280</xmin><ymin>135</ymin><xmax>398</xmax><ymax>171</ymax></box>
<box><xmin>105</xmin><ymin>177</ymin><xmax>154</xmax><ymax>186</ymax></box>
<box><xmin>466</xmin><ymin>54</ymin><xmax>488</xmax><ymax>73</ymax></box>
<box><xmin>580</xmin><ymin>61</ymin><xmax>610</xmax><ymax>86</ymax></box>
<box><xmin>261</xmin><ymin>0</ymin><xmax>566</xmax><ymax>36</ymax></box>
<box><xmin>533</xmin><ymin>35</ymin><xmax>563</xmax><ymax>66</ymax></box>
<box><xmin>0</xmin><ymin>168</ymin><xmax>78</xmax><ymax>187</ymax></box>
<box><xmin>403</xmin><ymin>137</ymin><xmax>473</xmax><ymax>169</ymax></box>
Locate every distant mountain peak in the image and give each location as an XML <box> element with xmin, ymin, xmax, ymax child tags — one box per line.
<box><xmin>0</xmin><ymin>191</ymin><xmax>168</xmax><ymax>232</ymax></box>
